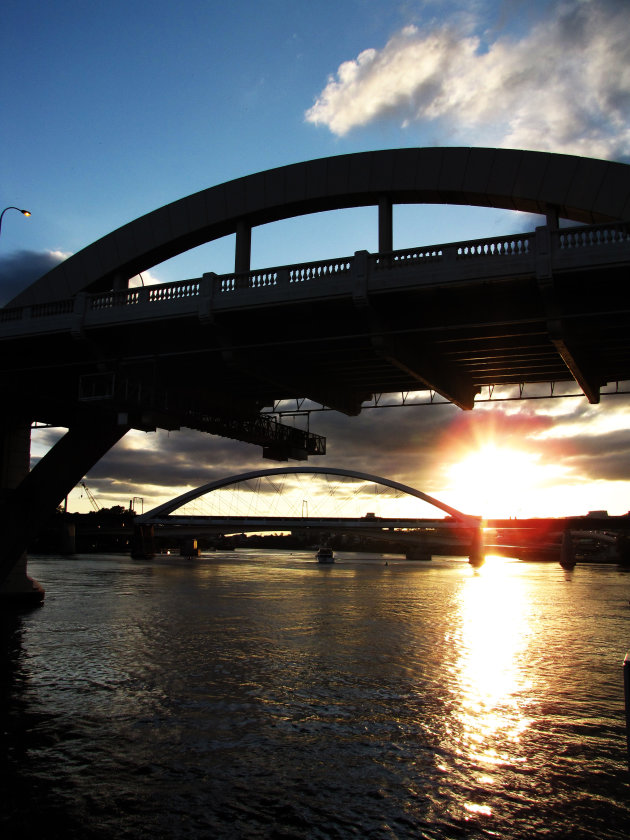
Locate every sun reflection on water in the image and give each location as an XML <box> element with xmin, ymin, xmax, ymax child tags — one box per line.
<box><xmin>449</xmin><ymin>557</ymin><xmax>534</xmax><ymax>817</ymax></box>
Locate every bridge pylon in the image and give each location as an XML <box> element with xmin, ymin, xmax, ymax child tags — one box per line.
<box><xmin>0</xmin><ymin>413</ymin><xmax>129</xmax><ymax>606</ymax></box>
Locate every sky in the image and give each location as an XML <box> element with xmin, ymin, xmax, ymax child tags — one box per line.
<box><xmin>2</xmin><ymin>0</ymin><xmax>630</xmax><ymax>519</ymax></box>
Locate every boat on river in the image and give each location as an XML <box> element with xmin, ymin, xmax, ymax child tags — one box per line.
<box><xmin>316</xmin><ymin>546</ymin><xmax>335</xmax><ymax>564</ymax></box>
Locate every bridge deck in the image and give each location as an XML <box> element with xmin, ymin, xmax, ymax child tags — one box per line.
<box><xmin>1</xmin><ymin>221</ymin><xmax>629</xmax><ymax>438</ymax></box>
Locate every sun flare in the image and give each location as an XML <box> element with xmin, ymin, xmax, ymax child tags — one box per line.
<box><xmin>447</xmin><ymin>445</ymin><xmax>543</xmax><ymax>518</ymax></box>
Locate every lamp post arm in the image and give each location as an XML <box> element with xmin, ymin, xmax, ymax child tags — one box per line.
<box><xmin>0</xmin><ymin>206</ymin><xmax>31</xmax><ymax>237</ymax></box>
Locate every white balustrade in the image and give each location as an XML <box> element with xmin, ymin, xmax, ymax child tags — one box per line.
<box><xmin>1</xmin><ymin>222</ymin><xmax>627</xmax><ymax>333</ymax></box>
<box><xmin>556</xmin><ymin>222</ymin><xmax>630</xmax><ymax>250</ymax></box>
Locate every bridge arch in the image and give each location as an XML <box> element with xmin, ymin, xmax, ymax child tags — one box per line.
<box><xmin>139</xmin><ymin>466</ymin><xmax>476</xmax><ymax>523</ymax></box>
<box><xmin>12</xmin><ymin>147</ymin><xmax>630</xmax><ymax>306</ymax></box>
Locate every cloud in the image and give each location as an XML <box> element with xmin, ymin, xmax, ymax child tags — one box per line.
<box><xmin>0</xmin><ymin>249</ymin><xmax>69</xmax><ymax>306</ymax></box>
<box><xmin>0</xmin><ymin>251</ymin><xmax>165</xmax><ymax>308</ymax></box>
<box><xmin>128</xmin><ymin>269</ymin><xmax>163</xmax><ymax>288</ymax></box>
<box><xmin>30</xmin><ymin>389</ymin><xmax>630</xmax><ymax>516</ymax></box>
<box><xmin>305</xmin><ymin>0</ymin><xmax>630</xmax><ymax>160</ymax></box>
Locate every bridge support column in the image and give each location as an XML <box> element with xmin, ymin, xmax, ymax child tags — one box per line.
<box><xmin>378</xmin><ymin>196</ymin><xmax>393</xmax><ymax>253</ymax></box>
<box><xmin>131</xmin><ymin>523</ymin><xmax>155</xmax><ymax>559</ymax></box>
<box><xmin>406</xmin><ymin>547</ymin><xmax>432</xmax><ymax>561</ymax></box>
<box><xmin>559</xmin><ymin>529</ymin><xmax>576</xmax><ymax>569</ymax></box>
<box><xmin>468</xmin><ymin>526</ymin><xmax>485</xmax><ymax>567</ymax></box>
<box><xmin>235</xmin><ymin>219</ymin><xmax>251</xmax><ymax>280</ymax></box>
<box><xmin>0</xmin><ymin>416</ymin><xmax>44</xmax><ymax>606</ymax></box>
<box><xmin>180</xmin><ymin>537</ymin><xmax>200</xmax><ymax>557</ymax></box>
<box><xmin>0</xmin><ymin>415</ymin><xmax>129</xmax><ymax>605</ymax></box>
<box><xmin>60</xmin><ymin>520</ymin><xmax>76</xmax><ymax>555</ymax></box>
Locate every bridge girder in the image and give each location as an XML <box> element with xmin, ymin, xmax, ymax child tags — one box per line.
<box><xmin>10</xmin><ymin>147</ymin><xmax>630</xmax><ymax>307</ymax></box>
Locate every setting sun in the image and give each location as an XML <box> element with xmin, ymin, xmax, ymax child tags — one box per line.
<box><xmin>445</xmin><ymin>445</ymin><xmax>549</xmax><ymax>518</ymax></box>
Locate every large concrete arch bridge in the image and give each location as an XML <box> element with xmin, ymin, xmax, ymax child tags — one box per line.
<box><xmin>1</xmin><ymin>147</ymin><xmax>629</xmax><ymax>601</ymax></box>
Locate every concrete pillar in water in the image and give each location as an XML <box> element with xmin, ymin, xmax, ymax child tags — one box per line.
<box><xmin>0</xmin><ymin>415</ymin><xmax>129</xmax><ymax>605</ymax></box>
<box><xmin>0</xmin><ymin>417</ymin><xmax>45</xmax><ymax>607</ymax></box>
<box><xmin>468</xmin><ymin>526</ymin><xmax>485</xmax><ymax>567</ymax></box>
<box><xmin>180</xmin><ymin>537</ymin><xmax>200</xmax><ymax>557</ymax></box>
<box><xmin>60</xmin><ymin>520</ymin><xmax>76</xmax><ymax>555</ymax></box>
<box><xmin>405</xmin><ymin>545</ymin><xmax>432</xmax><ymax>561</ymax></box>
<box><xmin>131</xmin><ymin>523</ymin><xmax>156</xmax><ymax>559</ymax></box>
<box><xmin>560</xmin><ymin>529</ymin><xmax>576</xmax><ymax>569</ymax></box>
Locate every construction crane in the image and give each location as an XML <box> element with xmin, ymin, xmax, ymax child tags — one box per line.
<box><xmin>80</xmin><ymin>481</ymin><xmax>101</xmax><ymax>512</ymax></box>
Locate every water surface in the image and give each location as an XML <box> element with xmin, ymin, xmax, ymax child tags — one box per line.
<box><xmin>2</xmin><ymin>551</ymin><xmax>629</xmax><ymax>838</ymax></box>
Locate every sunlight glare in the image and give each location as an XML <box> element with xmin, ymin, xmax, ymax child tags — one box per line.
<box><xmin>447</xmin><ymin>445</ymin><xmax>546</xmax><ymax>518</ymax></box>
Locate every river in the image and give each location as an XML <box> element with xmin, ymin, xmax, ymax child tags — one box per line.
<box><xmin>2</xmin><ymin>551</ymin><xmax>630</xmax><ymax>838</ymax></box>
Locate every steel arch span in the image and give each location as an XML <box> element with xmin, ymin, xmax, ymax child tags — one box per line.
<box><xmin>139</xmin><ymin>466</ymin><xmax>476</xmax><ymax>523</ymax></box>
<box><xmin>12</xmin><ymin>147</ymin><xmax>630</xmax><ymax>306</ymax></box>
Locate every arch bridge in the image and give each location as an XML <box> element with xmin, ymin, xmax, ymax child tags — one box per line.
<box><xmin>1</xmin><ymin>147</ymin><xmax>629</xmax><ymax>600</ymax></box>
<box><xmin>133</xmin><ymin>466</ymin><xmax>482</xmax><ymax>562</ymax></box>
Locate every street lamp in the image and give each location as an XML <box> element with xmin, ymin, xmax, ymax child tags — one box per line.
<box><xmin>0</xmin><ymin>206</ymin><xmax>31</xmax><ymax>237</ymax></box>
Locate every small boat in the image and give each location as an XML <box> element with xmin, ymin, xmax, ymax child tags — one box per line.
<box><xmin>316</xmin><ymin>546</ymin><xmax>335</xmax><ymax>564</ymax></box>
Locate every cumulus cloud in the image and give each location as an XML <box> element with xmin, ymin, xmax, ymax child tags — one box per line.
<box><xmin>305</xmin><ymin>0</ymin><xmax>630</xmax><ymax>159</ymax></box>
<box><xmin>128</xmin><ymin>269</ymin><xmax>163</xmax><ymax>288</ymax></box>
<box><xmin>0</xmin><ymin>249</ymin><xmax>69</xmax><ymax>306</ymax></box>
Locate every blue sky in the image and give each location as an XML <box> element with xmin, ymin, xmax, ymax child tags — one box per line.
<box><xmin>2</xmin><ymin>0</ymin><xmax>630</xmax><ymax>517</ymax></box>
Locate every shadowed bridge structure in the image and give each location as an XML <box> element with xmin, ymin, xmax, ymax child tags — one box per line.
<box><xmin>1</xmin><ymin>147</ymin><xmax>629</xmax><ymax>601</ymax></box>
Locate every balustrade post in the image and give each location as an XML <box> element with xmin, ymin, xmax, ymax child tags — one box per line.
<box><xmin>351</xmin><ymin>250</ymin><xmax>370</xmax><ymax>307</ymax></box>
<box><xmin>199</xmin><ymin>273</ymin><xmax>217</xmax><ymax>325</ymax></box>
<box><xmin>535</xmin><ymin>225</ymin><xmax>553</xmax><ymax>281</ymax></box>
<box><xmin>276</xmin><ymin>268</ymin><xmax>290</xmax><ymax>285</ymax></box>
<box><xmin>71</xmin><ymin>293</ymin><xmax>87</xmax><ymax>340</ymax></box>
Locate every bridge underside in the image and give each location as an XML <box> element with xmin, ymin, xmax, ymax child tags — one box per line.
<box><xmin>3</xmin><ymin>246</ymin><xmax>629</xmax><ymax>436</ymax></box>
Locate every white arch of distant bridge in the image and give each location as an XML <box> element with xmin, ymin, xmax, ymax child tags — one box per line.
<box><xmin>139</xmin><ymin>466</ymin><xmax>476</xmax><ymax>524</ymax></box>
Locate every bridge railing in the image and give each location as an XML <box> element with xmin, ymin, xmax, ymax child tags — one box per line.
<box><xmin>1</xmin><ymin>221</ymin><xmax>629</xmax><ymax>329</ymax></box>
<box><xmin>90</xmin><ymin>280</ymin><xmax>203</xmax><ymax>310</ymax></box>
<box><xmin>373</xmin><ymin>230</ymin><xmax>534</xmax><ymax>271</ymax></box>
<box><xmin>0</xmin><ymin>298</ymin><xmax>75</xmax><ymax>322</ymax></box>
<box><xmin>217</xmin><ymin>256</ymin><xmax>354</xmax><ymax>293</ymax></box>
<box><xmin>553</xmin><ymin>220</ymin><xmax>630</xmax><ymax>250</ymax></box>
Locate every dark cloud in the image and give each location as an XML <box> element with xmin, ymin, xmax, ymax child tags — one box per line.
<box><xmin>30</xmin><ymin>390</ymin><xmax>630</xmax><ymax>513</ymax></box>
<box><xmin>560</xmin><ymin>426</ymin><xmax>630</xmax><ymax>482</ymax></box>
<box><xmin>0</xmin><ymin>249</ymin><xmax>66</xmax><ymax>306</ymax></box>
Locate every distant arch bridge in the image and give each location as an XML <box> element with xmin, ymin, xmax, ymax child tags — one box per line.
<box><xmin>138</xmin><ymin>466</ymin><xmax>479</xmax><ymax>534</ymax></box>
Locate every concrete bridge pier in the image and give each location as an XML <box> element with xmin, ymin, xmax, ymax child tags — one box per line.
<box><xmin>405</xmin><ymin>546</ymin><xmax>432</xmax><ymax>561</ymax></box>
<box><xmin>59</xmin><ymin>520</ymin><xmax>76</xmax><ymax>555</ymax></box>
<box><xmin>0</xmin><ymin>416</ymin><xmax>43</xmax><ymax>606</ymax></box>
<box><xmin>131</xmin><ymin>523</ymin><xmax>155</xmax><ymax>559</ymax></box>
<box><xmin>468</xmin><ymin>526</ymin><xmax>485</xmax><ymax>568</ymax></box>
<box><xmin>559</xmin><ymin>529</ymin><xmax>577</xmax><ymax>569</ymax></box>
<box><xmin>180</xmin><ymin>537</ymin><xmax>200</xmax><ymax>557</ymax></box>
<box><xmin>0</xmin><ymin>415</ymin><xmax>129</xmax><ymax>606</ymax></box>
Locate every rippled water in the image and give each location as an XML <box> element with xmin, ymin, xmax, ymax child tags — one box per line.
<box><xmin>2</xmin><ymin>551</ymin><xmax>630</xmax><ymax>838</ymax></box>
